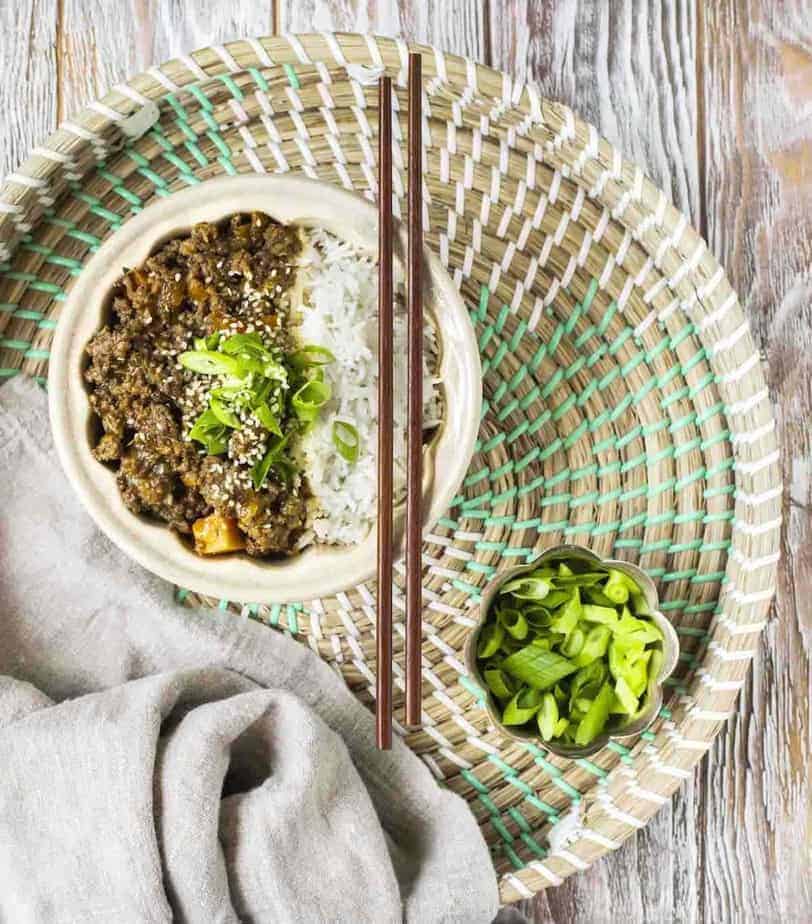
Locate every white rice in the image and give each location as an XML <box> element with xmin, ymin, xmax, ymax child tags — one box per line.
<box><xmin>295</xmin><ymin>227</ymin><xmax>440</xmax><ymax>546</ymax></box>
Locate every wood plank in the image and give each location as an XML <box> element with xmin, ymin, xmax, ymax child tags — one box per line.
<box><xmin>280</xmin><ymin>0</ymin><xmax>488</xmax><ymax>60</ymax></box>
<box><xmin>488</xmin><ymin>0</ymin><xmax>700</xmax><ymax>223</ymax></box>
<box><xmin>0</xmin><ymin>0</ymin><xmax>58</xmax><ymax>178</ymax></box>
<box><xmin>57</xmin><ymin>0</ymin><xmax>274</xmax><ymax>120</ymax></box>
<box><xmin>699</xmin><ymin>2</ymin><xmax>811</xmax><ymax>920</ymax></box>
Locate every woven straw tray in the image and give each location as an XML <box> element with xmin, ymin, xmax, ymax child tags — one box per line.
<box><xmin>0</xmin><ymin>34</ymin><xmax>781</xmax><ymax>903</ymax></box>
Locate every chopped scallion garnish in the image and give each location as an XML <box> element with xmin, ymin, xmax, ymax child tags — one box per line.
<box><xmin>292</xmin><ymin>378</ymin><xmax>332</xmax><ymax>422</ymax></box>
<box><xmin>290</xmin><ymin>344</ymin><xmax>335</xmax><ymax>369</ymax></box>
<box><xmin>332</xmin><ymin>420</ymin><xmax>360</xmax><ymax>463</ymax></box>
<box><xmin>476</xmin><ymin>558</ymin><xmax>666</xmax><ymax>748</ymax></box>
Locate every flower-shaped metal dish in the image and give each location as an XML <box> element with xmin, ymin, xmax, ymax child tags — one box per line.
<box><xmin>464</xmin><ymin>544</ymin><xmax>680</xmax><ymax>758</ymax></box>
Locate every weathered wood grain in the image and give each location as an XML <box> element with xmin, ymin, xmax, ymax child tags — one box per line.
<box><xmin>56</xmin><ymin>0</ymin><xmax>274</xmax><ymax>120</ymax></box>
<box><xmin>699</xmin><ymin>2</ymin><xmax>811</xmax><ymax>920</ymax></box>
<box><xmin>488</xmin><ymin>0</ymin><xmax>700</xmax><ymax>223</ymax></box>
<box><xmin>0</xmin><ymin>0</ymin><xmax>57</xmax><ymax>178</ymax></box>
<box><xmin>280</xmin><ymin>0</ymin><xmax>488</xmax><ymax>61</ymax></box>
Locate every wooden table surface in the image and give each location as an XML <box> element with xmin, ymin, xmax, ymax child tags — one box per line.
<box><xmin>1</xmin><ymin>2</ymin><xmax>809</xmax><ymax>921</ymax></box>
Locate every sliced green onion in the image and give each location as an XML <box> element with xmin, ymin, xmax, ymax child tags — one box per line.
<box><xmin>477</xmin><ymin>622</ymin><xmax>504</xmax><ymax>659</ymax></box>
<box><xmin>254</xmin><ymin>401</ymin><xmax>283</xmax><ymax>436</ymax></box>
<box><xmin>476</xmin><ymin>556</ymin><xmax>669</xmax><ymax>746</ymax></box>
<box><xmin>574</xmin><ymin>681</ymin><xmax>614</xmax><ymax>746</ymax></box>
<box><xmin>179</xmin><ymin>350</ymin><xmax>243</xmax><ymax>377</ymax></box>
<box><xmin>272</xmin><ymin>456</ymin><xmax>296</xmax><ymax>488</ymax></box>
<box><xmin>560</xmin><ymin>627</ymin><xmax>585</xmax><ymax>658</ymax></box>
<box><xmin>332</xmin><ymin>420</ymin><xmax>360</xmax><ymax>463</ymax></box>
<box><xmin>290</xmin><ymin>344</ymin><xmax>335</xmax><ymax>369</ymax></box>
<box><xmin>537</xmin><ymin>692</ymin><xmax>559</xmax><ymax>741</ymax></box>
<box><xmin>188</xmin><ymin>409</ymin><xmax>228</xmax><ymax>454</ymax></box>
<box><xmin>503</xmin><ymin>687</ymin><xmax>543</xmax><ymax>725</ymax></box>
<box><xmin>498</xmin><ymin>607</ymin><xmax>529</xmax><ymax>640</ymax></box>
<box><xmin>251</xmin><ymin>433</ymin><xmax>290</xmax><ymax>490</ymax></box>
<box><xmin>484</xmin><ymin>668</ymin><xmax>515</xmax><ymax>699</ymax></box>
<box><xmin>604</xmin><ymin>569</ymin><xmax>635</xmax><ymax>604</ymax></box>
<box><xmin>613</xmin><ymin>676</ymin><xmax>639</xmax><ymax>715</ymax></box>
<box><xmin>263</xmin><ymin>357</ymin><xmax>288</xmax><ymax>383</ymax></box>
<box><xmin>292</xmin><ymin>379</ymin><xmax>331</xmax><ymax>422</ymax></box>
<box><xmin>501</xmin><ymin>647</ymin><xmax>578</xmax><ymax>690</ymax></box>
<box><xmin>630</xmin><ymin>591</ymin><xmax>651</xmax><ymax>615</ymax></box>
<box><xmin>221</xmin><ymin>332</ymin><xmax>271</xmax><ymax>360</ymax></box>
<box><xmin>209</xmin><ymin>395</ymin><xmax>241</xmax><ymax>429</ymax></box>
<box><xmin>499</xmin><ymin>577</ymin><xmax>552</xmax><ymax>600</ymax></box>
<box><xmin>549</xmin><ymin>589</ymin><xmax>581</xmax><ymax>635</ymax></box>
<box><xmin>194</xmin><ymin>333</ymin><xmax>221</xmax><ymax>351</ymax></box>
<box><xmin>574</xmin><ymin>624</ymin><xmax>612</xmax><ymax>667</ymax></box>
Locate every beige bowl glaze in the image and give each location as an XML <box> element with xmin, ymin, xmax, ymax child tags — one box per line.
<box><xmin>49</xmin><ymin>175</ymin><xmax>482</xmax><ymax>603</ymax></box>
<box><xmin>464</xmin><ymin>545</ymin><xmax>679</xmax><ymax>758</ymax></box>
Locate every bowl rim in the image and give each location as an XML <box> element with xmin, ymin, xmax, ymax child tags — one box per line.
<box><xmin>48</xmin><ymin>175</ymin><xmax>482</xmax><ymax>603</ymax></box>
<box><xmin>463</xmin><ymin>544</ymin><xmax>680</xmax><ymax>758</ymax></box>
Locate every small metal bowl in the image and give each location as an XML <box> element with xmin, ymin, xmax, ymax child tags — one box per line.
<box><xmin>463</xmin><ymin>544</ymin><xmax>679</xmax><ymax>758</ymax></box>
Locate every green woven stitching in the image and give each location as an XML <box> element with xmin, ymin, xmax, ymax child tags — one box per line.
<box><xmin>606</xmin><ymin>741</ymin><xmax>633</xmax><ymax>764</ymax></box>
<box><xmin>165</xmin><ymin>93</ymin><xmax>210</xmax><ymax>166</ymax></box>
<box><xmin>523</xmin><ymin>744</ymin><xmax>582</xmax><ymax>801</ymax></box>
<box><xmin>575</xmin><ymin>757</ymin><xmax>607</xmax><ymax>778</ymax></box>
<box><xmin>508</xmin><ymin>808</ymin><xmax>548</xmax><ymax>858</ymax></box>
<box><xmin>459</xmin><ymin>676</ymin><xmax>486</xmax><ymax>705</ymax></box>
<box><xmin>96</xmin><ymin>168</ymin><xmax>144</xmax><ymax>209</ymax></box>
<box><xmin>69</xmin><ymin>188</ymin><xmax>123</xmax><ymax>226</ymax></box>
<box><xmin>282</xmin><ymin>63</ymin><xmax>300</xmax><ymax>89</ymax></box>
<box><xmin>20</xmin><ymin>243</ymin><xmax>84</xmax><ymax>274</ymax></box>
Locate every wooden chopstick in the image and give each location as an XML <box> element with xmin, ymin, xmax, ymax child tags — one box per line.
<box><xmin>376</xmin><ymin>75</ymin><xmax>394</xmax><ymax>751</ymax></box>
<box><xmin>405</xmin><ymin>53</ymin><xmax>423</xmax><ymax>729</ymax></box>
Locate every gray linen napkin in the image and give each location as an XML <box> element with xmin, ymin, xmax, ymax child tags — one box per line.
<box><xmin>0</xmin><ymin>377</ymin><xmax>500</xmax><ymax>924</ymax></box>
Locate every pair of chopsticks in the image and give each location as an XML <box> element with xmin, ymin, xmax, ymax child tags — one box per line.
<box><xmin>377</xmin><ymin>54</ymin><xmax>423</xmax><ymax>750</ymax></box>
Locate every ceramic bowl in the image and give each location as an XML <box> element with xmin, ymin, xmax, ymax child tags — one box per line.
<box><xmin>464</xmin><ymin>544</ymin><xmax>679</xmax><ymax>758</ymax></box>
<box><xmin>48</xmin><ymin>175</ymin><xmax>482</xmax><ymax>603</ymax></box>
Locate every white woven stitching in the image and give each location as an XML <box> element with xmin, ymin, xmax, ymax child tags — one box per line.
<box><xmin>735</xmin><ymin>448</ymin><xmax>780</xmax><ymax>475</ymax></box>
<box><xmin>113</xmin><ymin>83</ymin><xmax>149</xmax><ymax>105</ymax></box>
<box><xmin>88</xmin><ymin>100</ymin><xmax>126</xmax><ymax>122</ymax></box>
<box><xmin>719</xmin><ymin>352</ymin><xmax>761</xmax><ymax>384</ymax></box>
<box><xmin>726</xmin><ymin>387</ymin><xmax>769</xmax><ymax>416</ymax></box>
<box><xmin>729</xmin><ymin>548</ymin><xmax>781</xmax><ymax>572</ymax></box>
<box><xmin>210</xmin><ymin>46</ymin><xmax>240</xmax><ymax>73</ymax></box>
<box><xmin>581</xmin><ymin>828</ymin><xmax>620</xmax><ymax>849</ymax></box>
<box><xmin>596</xmin><ymin>792</ymin><xmax>646</xmax><ymax>828</ymax></box>
<box><xmin>320</xmin><ymin>32</ymin><xmax>346</xmax><ymax>65</ymax></box>
<box><xmin>706</xmin><ymin>640</ymin><xmax>757</xmax><ymax>660</ymax></box>
<box><xmin>647</xmin><ymin>756</ymin><xmax>692</xmax><ymax>779</ymax></box>
<box><xmin>148</xmin><ymin>66</ymin><xmax>178</xmax><ymax>91</ymax></box>
<box><xmin>246</xmin><ymin>37</ymin><xmax>273</xmax><ymax>67</ymax></box>
<box><xmin>696</xmin><ymin>669</ymin><xmax>745</xmax><ymax>692</ymax></box>
<box><xmin>551</xmin><ymin>848</ymin><xmax>589</xmax><ymax>871</ymax></box>
<box><xmin>708</xmin><ymin>320</ymin><xmax>750</xmax><ymax>355</ymax></box>
<box><xmin>733</xmin><ymin>519</ymin><xmax>782</xmax><ymax>541</ymax></box>
<box><xmin>698</xmin><ymin>290</ymin><xmax>737</xmax><ymax>331</ymax></box>
<box><xmin>502</xmin><ymin>873</ymin><xmax>534</xmax><ymax>899</ymax></box>
<box><xmin>284</xmin><ymin>33</ymin><xmax>311</xmax><ymax>64</ymax></box>
<box><xmin>176</xmin><ymin>53</ymin><xmax>206</xmax><ymax>79</ymax></box>
<box><xmin>688</xmin><ymin>707</ymin><xmax>731</xmax><ymax>722</ymax></box>
<box><xmin>527</xmin><ymin>861</ymin><xmax>564</xmax><ymax>886</ymax></box>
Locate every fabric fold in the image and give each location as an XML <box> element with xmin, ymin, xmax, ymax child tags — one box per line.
<box><xmin>0</xmin><ymin>378</ymin><xmax>500</xmax><ymax>924</ymax></box>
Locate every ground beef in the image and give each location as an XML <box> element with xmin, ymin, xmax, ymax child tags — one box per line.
<box><xmin>84</xmin><ymin>212</ymin><xmax>308</xmax><ymax>557</ymax></box>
